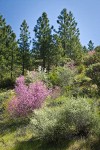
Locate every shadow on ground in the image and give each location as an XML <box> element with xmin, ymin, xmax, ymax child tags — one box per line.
<box><xmin>13</xmin><ymin>136</ymin><xmax>100</xmax><ymax>150</ymax></box>
<box><xmin>13</xmin><ymin>138</ymin><xmax>72</xmax><ymax>150</ymax></box>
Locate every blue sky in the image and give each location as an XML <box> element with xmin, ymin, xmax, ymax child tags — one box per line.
<box><xmin>0</xmin><ymin>0</ymin><xmax>100</xmax><ymax>47</ymax></box>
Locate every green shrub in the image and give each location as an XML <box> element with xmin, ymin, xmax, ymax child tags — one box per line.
<box><xmin>48</xmin><ymin>66</ymin><xmax>75</xmax><ymax>91</ymax></box>
<box><xmin>30</xmin><ymin>107</ymin><xmax>60</xmax><ymax>141</ymax></box>
<box><xmin>30</xmin><ymin>97</ymin><xmax>100</xmax><ymax>143</ymax></box>
<box><xmin>83</xmin><ymin>52</ymin><xmax>100</xmax><ymax>66</ymax></box>
<box><xmin>61</xmin><ymin>98</ymin><xmax>98</xmax><ymax>137</ymax></box>
<box><xmin>74</xmin><ymin>73</ymin><xmax>99</xmax><ymax>97</ymax></box>
<box><xmin>86</xmin><ymin>63</ymin><xmax>100</xmax><ymax>89</ymax></box>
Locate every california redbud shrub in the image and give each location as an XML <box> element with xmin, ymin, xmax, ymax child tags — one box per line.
<box><xmin>8</xmin><ymin>76</ymin><xmax>49</xmax><ymax>117</ymax></box>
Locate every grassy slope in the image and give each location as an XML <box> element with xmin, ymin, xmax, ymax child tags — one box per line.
<box><xmin>0</xmin><ymin>90</ymin><xmax>100</xmax><ymax>150</ymax></box>
<box><xmin>0</xmin><ymin>131</ymin><xmax>100</xmax><ymax>150</ymax></box>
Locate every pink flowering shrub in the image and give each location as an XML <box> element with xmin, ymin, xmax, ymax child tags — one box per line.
<box><xmin>88</xmin><ymin>50</ymin><xmax>95</xmax><ymax>56</ymax></box>
<box><xmin>8</xmin><ymin>76</ymin><xmax>49</xmax><ymax>117</ymax></box>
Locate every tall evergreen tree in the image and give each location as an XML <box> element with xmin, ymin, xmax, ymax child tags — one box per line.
<box><xmin>0</xmin><ymin>15</ymin><xmax>18</xmax><ymax>80</ymax></box>
<box><xmin>5</xmin><ymin>25</ymin><xmax>18</xmax><ymax>79</ymax></box>
<box><xmin>0</xmin><ymin>15</ymin><xmax>6</xmax><ymax>80</ymax></box>
<box><xmin>51</xmin><ymin>34</ymin><xmax>64</xmax><ymax>66</ymax></box>
<box><xmin>18</xmin><ymin>20</ymin><xmax>31</xmax><ymax>75</ymax></box>
<box><xmin>33</xmin><ymin>12</ymin><xmax>52</xmax><ymax>71</ymax></box>
<box><xmin>57</xmin><ymin>8</ymin><xmax>82</xmax><ymax>63</ymax></box>
<box><xmin>82</xmin><ymin>46</ymin><xmax>88</xmax><ymax>53</ymax></box>
<box><xmin>88</xmin><ymin>40</ymin><xmax>94</xmax><ymax>51</ymax></box>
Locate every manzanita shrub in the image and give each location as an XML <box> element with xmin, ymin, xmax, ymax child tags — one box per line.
<box><xmin>8</xmin><ymin>76</ymin><xmax>49</xmax><ymax>117</ymax></box>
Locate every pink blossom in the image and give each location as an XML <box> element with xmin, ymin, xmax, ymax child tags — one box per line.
<box><xmin>8</xmin><ymin>76</ymin><xmax>49</xmax><ymax>117</ymax></box>
<box><xmin>88</xmin><ymin>50</ymin><xmax>95</xmax><ymax>56</ymax></box>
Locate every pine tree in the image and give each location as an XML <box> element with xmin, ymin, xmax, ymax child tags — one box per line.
<box><xmin>18</xmin><ymin>20</ymin><xmax>31</xmax><ymax>75</ymax></box>
<box><xmin>83</xmin><ymin>46</ymin><xmax>88</xmax><ymax>53</ymax></box>
<box><xmin>0</xmin><ymin>15</ymin><xmax>18</xmax><ymax>81</ymax></box>
<box><xmin>33</xmin><ymin>12</ymin><xmax>52</xmax><ymax>71</ymax></box>
<box><xmin>57</xmin><ymin>8</ymin><xmax>82</xmax><ymax>63</ymax></box>
<box><xmin>51</xmin><ymin>34</ymin><xmax>64</xmax><ymax>66</ymax></box>
<box><xmin>5</xmin><ymin>25</ymin><xmax>18</xmax><ymax>79</ymax></box>
<box><xmin>0</xmin><ymin>15</ymin><xmax>6</xmax><ymax>80</ymax></box>
<box><xmin>88</xmin><ymin>40</ymin><xmax>94</xmax><ymax>51</ymax></box>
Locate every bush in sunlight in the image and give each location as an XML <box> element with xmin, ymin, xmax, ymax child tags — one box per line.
<box><xmin>8</xmin><ymin>76</ymin><xmax>49</xmax><ymax>117</ymax></box>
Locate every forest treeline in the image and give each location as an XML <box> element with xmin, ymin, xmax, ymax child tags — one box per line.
<box><xmin>0</xmin><ymin>8</ymin><xmax>100</xmax><ymax>89</ymax></box>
